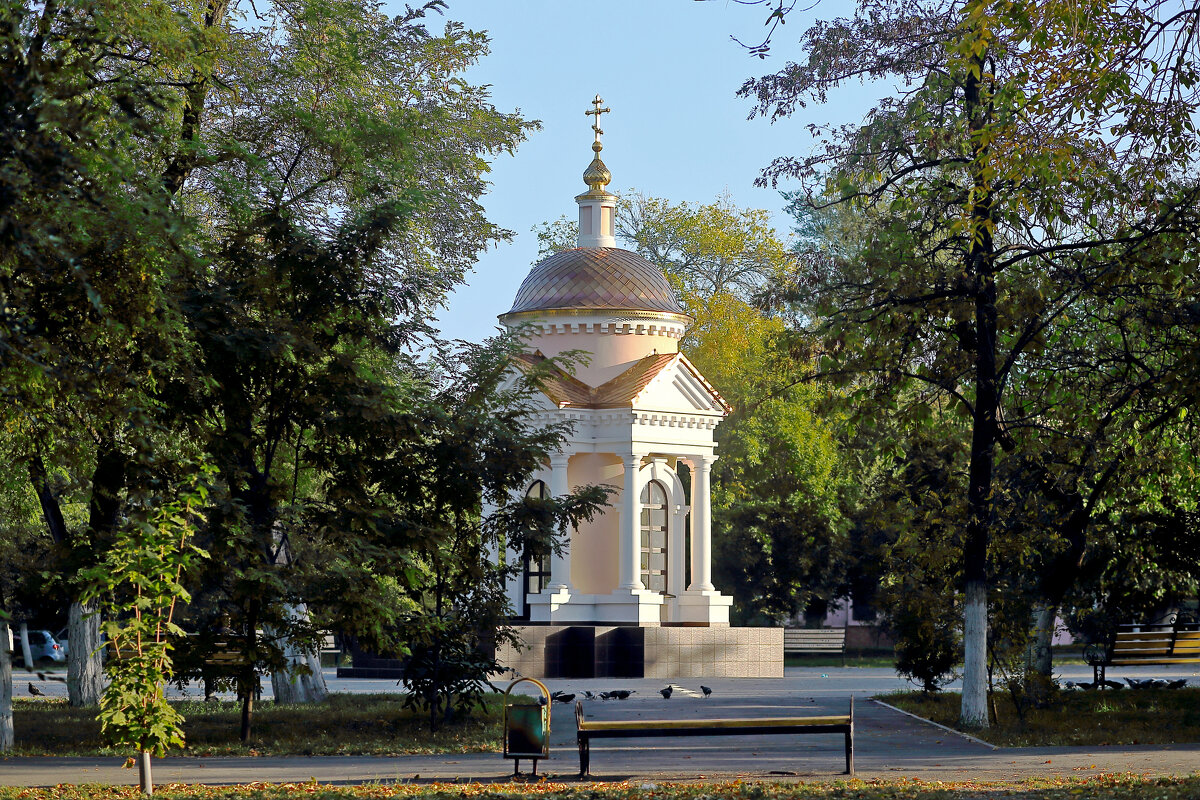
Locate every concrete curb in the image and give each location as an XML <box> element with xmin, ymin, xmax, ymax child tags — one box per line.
<box><xmin>871</xmin><ymin>698</ymin><xmax>998</xmax><ymax>750</ymax></box>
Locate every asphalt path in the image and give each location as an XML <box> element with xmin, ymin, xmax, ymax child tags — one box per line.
<box><xmin>4</xmin><ymin>664</ymin><xmax>1200</xmax><ymax>788</ymax></box>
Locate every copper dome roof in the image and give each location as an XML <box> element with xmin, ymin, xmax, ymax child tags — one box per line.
<box><xmin>504</xmin><ymin>248</ymin><xmax>685</xmax><ymax>316</ymax></box>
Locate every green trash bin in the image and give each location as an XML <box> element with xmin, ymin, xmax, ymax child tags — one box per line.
<box><xmin>503</xmin><ymin>677</ymin><xmax>551</xmax><ymax>776</ymax></box>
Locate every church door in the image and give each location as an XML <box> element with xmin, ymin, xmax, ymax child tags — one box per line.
<box><xmin>640</xmin><ymin>480</ymin><xmax>668</xmax><ymax>594</ymax></box>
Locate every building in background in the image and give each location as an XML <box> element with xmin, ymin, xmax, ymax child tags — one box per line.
<box><xmin>489</xmin><ymin>99</ymin><xmax>779</xmax><ymax>678</ymax></box>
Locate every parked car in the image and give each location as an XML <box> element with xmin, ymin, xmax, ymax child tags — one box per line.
<box><xmin>19</xmin><ymin>630</ymin><xmax>66</xmax><ymax>664</ymax></box>
<box><xmin>54</xmin><ymin>628</ymin><xmax>69</xmax><ymax>658</ymax></box>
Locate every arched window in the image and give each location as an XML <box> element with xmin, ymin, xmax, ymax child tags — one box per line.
<box><xmin>520</xmin><ymin>480</ymin><xmax>551</xmax><ymax>619</ymax></box>
<box><xmin>640</xmin><ymin>480</ymin><xmax>668</xmax><ymax>594</ymax></box>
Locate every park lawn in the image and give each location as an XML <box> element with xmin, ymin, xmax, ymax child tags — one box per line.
<box><xmin>785</xmin><ymin>653</ymin><xmax>896</xmax><ymax>668</ymax></box>
<box><xmin>2</xmin><ymin>775</ymin><xmax>1200</xmax><ymax>800</ymax></box>
<box><xmin>881</xmin><ymin>687</ymin><xmax>1200</xmax><ymax>747</ymax></box>
<box><xmin>6</xmin><ymin>693</ymin><xmax>504</xmax><ymax>757</ymax></box>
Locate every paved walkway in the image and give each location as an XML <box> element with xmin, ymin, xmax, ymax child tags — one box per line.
<box><xmin>3</xmin><ymin>665</ymin><xmax>1199</xmax><ymax>787</ymax></box>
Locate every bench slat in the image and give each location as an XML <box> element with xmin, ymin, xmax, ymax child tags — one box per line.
<box><xmin>580</xmin><ymin>715</ymin><xmax>850</xmax><ymax>732</ymax></box>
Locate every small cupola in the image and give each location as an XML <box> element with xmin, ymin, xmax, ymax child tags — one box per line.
<box><xmin>576</xmin><ymin>94</ymin><xmax>617</xmax><ymax>248</ymax></box>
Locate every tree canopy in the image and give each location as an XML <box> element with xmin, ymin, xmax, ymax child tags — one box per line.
<box><xmin>744</xmin><ymin>0</ymin><xmax>1200</xmax><ymax>725</ymax></box>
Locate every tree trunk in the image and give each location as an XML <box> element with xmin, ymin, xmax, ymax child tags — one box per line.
<box><xmin>1031</xmin><ymin>604</ymin><xmax>1056</xmax><ymax>676</ymax></box>
<box><xmin>239</xmin><ymin>600</ymin><xmax>259</xmax><ymax>743</ymax></box>
<box><xmin>18</xmin><ymin>623</ymin><xmax>33</xmax><ymax>670</ymax></box>
<box><xmin>239</xmin><ymin>685</ymin><xmax>254</xmax><ymax>743</ymax></box>
<box><xmin>1</xmin><ymin>621</ymin><xmax>13</xmax><ymax>752</ymax></box>
<box><xmin>138</xmin><ymin>750</ymin><xmax>153</xmax><ymax>795</ymax></box>
<box><xmin>67</xmin><ymin>601</ymin><xmax>103</xmax><ymax>706</ymax></box>
<box><xmin>268</xmin><ymin>605</ymin><xmax>327</xmax><ymax>705</ymax></box>
<box><xmin>961</xmin><ymin>580</ymin><xmax>989</xmax><ymax>726</ymax></box>
<box><xmin>29</xmin><ymin>455</ymin><xmax>69</xmax><ymax>545</ymax></box>
<box><xmin>960</xmin><ymin>47</ymin><xmax>998</xmax><ymax>730</ymax></box>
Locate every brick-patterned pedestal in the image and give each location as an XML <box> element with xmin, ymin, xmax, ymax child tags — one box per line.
<box><xmin>497</xmin><ymin>625</ymin><xmax>783</xmax><ymax>679</ymax></box>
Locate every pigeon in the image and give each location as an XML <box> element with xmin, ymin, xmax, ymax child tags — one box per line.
<box><xmin>599</xmin><ymin>691</ymin><xmax>613</xmax><ymax>700</ymax></box>
<box><xmin>553</xmin><ymin>693</ymin><xmax>576</xmax><ymax>704</ymax></box>
<box><xmin>659</xmin><ymin>685</ymin><xmax>673</xmax><ymax>699</ymax></box>
<box><xmin>550</xmin><ymin>690</ymin><xmax>565</xmax><ymax>699</ymax></box>
<box><xmin>1125</xmin><ymin>677</ymin><xmax>1143</xmax><ymax>688</ymax></box>
<box><xmin>583</xmin><ymin>690</ymin><xmax>596</xmax><ymax>700</ymax></box>
<box><xmin>1167</xmin><ymin>678</ymin><xmax>1188</xmax><ymax>689</ymax></box>
<box><xmin>538</xmin><ymin>695</ymin><xmax>548</xmax><ymax>706</ymax></box>
<box><xmin>610</xmin><ymin>690</ymin><xmax>634</xmax><ymax>700</ymax></box>
<box><xmin>28</xmin><ymin>683</ymin><xmax>44</xmax><ymax>697</ymax></box>
<box><xmin>700</xmin><ymin>685</ymin><xmax>712</xmax><ymax>698</ymax></box>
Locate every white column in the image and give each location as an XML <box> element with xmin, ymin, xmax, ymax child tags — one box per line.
<box><xmin>619</xmin><ymin>453</ymin><xmax>644</xmax><ymax>590</ymax></box>
<box><xmin>502</xmin><ymin>489</ymin><xmax>523</xmax><ymax>612</ymax></box>
<box><xmin>547</xmin><ymin>453</ymin><xmax>573</xmax><ymax>590</ymax></box>
<box><xmin>689</xmin><ymin>454</ymin><xmax>716</xmax><ymax>591</ymax></box>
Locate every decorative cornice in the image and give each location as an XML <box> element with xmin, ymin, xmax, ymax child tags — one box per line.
<box><xmin>524</xmin><ymin>407</ymin><xmax>723</xmax><ymax>431</ymax></box>
<box><xmin>503</xmin><ymin>314</ymin><xmax>689</xmax><ymax>339</ymax></box>
<box><xmin>634</xmin><ymin>412</ymin><xmax>722</xmax><ymax>430</ymax></box>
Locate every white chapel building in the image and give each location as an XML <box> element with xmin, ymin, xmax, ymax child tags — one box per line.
<box><xmin>496</xmin><ymin>98</ymin><xmax>734</xmax><ymax>630</ymax></box>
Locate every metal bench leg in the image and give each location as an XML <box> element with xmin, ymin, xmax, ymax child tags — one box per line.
<box><xmin>846</xmin><ymin>695</ymin><xmax>855</xmax><ymax>776</ymax></box>
<box><xmin>578</xmin><ymin>736</ymin><xmax>590</xmax><ymax>778</ymax></box>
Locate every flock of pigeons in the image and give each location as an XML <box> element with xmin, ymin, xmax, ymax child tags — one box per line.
<box><xmin>1063</xmin><ymin>677</ymin><xmax>1188</xmax><ymax>690</ymax></box>
<box><xmin>541</xmin><ymin>684</ymin><xmax>713</xmax><ymax>705</ymax></box>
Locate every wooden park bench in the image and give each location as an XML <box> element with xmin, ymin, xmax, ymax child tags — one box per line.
<box><xmin>107</xmin><ymin>638</ymin><xmax>249</xmax><ymax>665</ymax></box>
<box><xmin>783</xmin><ymin>627</ymin><xmax>847</xmax><ymax>665</ymax></box>
<box><xmin>1085</xmin><ymin>621</ymin><xmax>1200</xmax><ymax>685</ymax></box>
<box><xmin>574</xmin><ymin>697</ymin><xmax>853</xmax><ymax>777</ymax></box>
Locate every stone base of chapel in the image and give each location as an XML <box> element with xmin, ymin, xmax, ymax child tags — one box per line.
<box><xmin>495</xmin><ymin>625</ymin><xmax>784</xmax><ymax>679</ymax></box>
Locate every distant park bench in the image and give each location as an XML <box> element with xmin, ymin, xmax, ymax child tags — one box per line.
<box><xmin>783</xmin><ymin>627</ymin><xmax>847</xmax><ymax>665</ymax></box>
<box><xmin>1085</xmin><ymin>620</ymin><xmax>1200</xmax><ymax>685</ymax></box>
<box><xmin>575</xmin><ymin>697</ymin><xmax>853</xmax><ymax>777</ymax></box>
<box><xmin>106</xmin><ymin>638</ymin><xmax>249</xmax><ymax>668</ymax></box>
<box><xmin>108</xmin><ymin>632</ymin><xmax>338</xmax><ymax>666</ymax></box>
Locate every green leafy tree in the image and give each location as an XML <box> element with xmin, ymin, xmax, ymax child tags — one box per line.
<box><xmin>105</xmin><ymin>0</ymin><xmax>537</xmax><ymax>740</ymax></box>
<box><xmin>742</xmin><ymin>0</ymin><xmax>1200</xmax><ymax>726</ymax></box>
<box><xmin>0</xmin><ymin>0</ymin><xmax>213</xmax><ymax>709</ymax></box>
<box><xmin>81</xmin><ymin>473</ymin><xmax>209</xmax><ymax>795</ymax></box>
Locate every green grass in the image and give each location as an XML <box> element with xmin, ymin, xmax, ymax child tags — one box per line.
<box><xmin>2</xmin><ymin>775</ymin><xmax>1200</xmax><ymax>800</ymax></box>
<box><xmin>880</xmin><ymin>686</ymin><xmax>1200</xmax><ymax>747</ymax></box>
<box><xmin>7</xmin><ymin>693</ymin><xmax>504</xmax><ymax>757</ymax></box>
<box><xmin>785</xmin><ymin>652</ymin><xmax>896</xmax><ymax>668</ymax></box>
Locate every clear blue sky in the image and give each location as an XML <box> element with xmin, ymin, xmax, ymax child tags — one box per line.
<box><xmin>381</xmin><ymin>0</ymin><xmax>864</xmax><ymax>344</ymax></box>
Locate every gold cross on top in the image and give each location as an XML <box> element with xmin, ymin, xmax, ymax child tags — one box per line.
<box><xmin>585</xmin><ymin>94</ymin><xmax>610</xmax><ymax>143</ymax></box>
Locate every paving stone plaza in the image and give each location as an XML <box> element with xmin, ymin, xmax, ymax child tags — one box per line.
<box><xmin>6</xmin><ymin>664</ymin><xmax>1199</xmax><ymax>787</ymax></box>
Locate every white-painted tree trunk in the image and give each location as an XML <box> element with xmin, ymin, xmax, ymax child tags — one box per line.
<box><xmin>139</xmin><ymin>750</ymin><xmax>153</xmax><ymax>795</ymax></box>
<box><xmin>1031</xmin><ymin>604</ymin><xmax>1056</xmax><ymax>676</ymax></box>
<box><xmin>1</xmin><ymin>621</ymin><xmax>13</xmax><ymax>751</ymax></box>
<box><xmin>17</xmin><ymin>623</ymin><xmax>33</xmax><ymax>671</ymax></box>
<box><xmin>960</xmin><ymin>580</ymin><xmax>989</xmax><ymax>728</ymax></box>
<box><xmin>67</xmin><ymin>601</ymin><xmax>104</xmax><ymax>706</ymax></box>
<box><xmin>268</xmin><ymin>605</ymin><xmax>327</xmax><ymax>705</ymax></box>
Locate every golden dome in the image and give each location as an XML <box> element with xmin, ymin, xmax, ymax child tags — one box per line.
<box><xmin>583</xmin><ymin>142</ymin><xmax>611</xmax><ymax>191</ymax></box>
<box><xmin>503</xmin><ymin>248</ymin><xmax>686</xmax><ymax>317</ymax></box>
